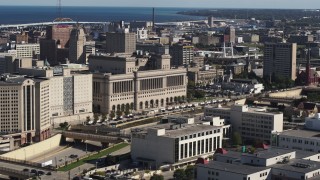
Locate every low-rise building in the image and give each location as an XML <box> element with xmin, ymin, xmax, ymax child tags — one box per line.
<box><xmin>205</xmin><ymin>104</ymin><xmax>283</xmax><ymax>144</ymax></box>
<box><xmin>197</xmin><ymin>147</ymin><xmax>320</xmax><ymax>180</ymax></box>
<box><xmin>131</xmin><ymin>115</ymin><xmax>229</xmax><ymax>169</ymax></box>
<box><xmin>187</xmin><ymin>66</ymin><xmax>224</xmax><ymax>85</ymax></box>
<box><xmin>272</xmin><ymin>113</ymin><xmax>320</xmax><ymax>152</ymax></box>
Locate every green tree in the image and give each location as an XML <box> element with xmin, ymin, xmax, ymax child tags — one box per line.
<box><xmin>110</xmin><ymin>111</ymin><xmax>115</xmax><ymax>119</ymax></box>
<box><xmin>104</xmin><ymin>155</ymin><xmax>117</xmax><ymax>166</ymax></box>
<box><xmin>185</xmin><ymin>165</ymin><xmax>195</xmax><ymax>180</ymax></box>
<box><xmin>93</xmin><ymin>114</ymin><xmax>99</xmax><ymax>123</ymax></box>
<box><xmin>124</xmin><ymin>109</ymin><xmax>130</xmax><ymax>116</ymax></box>
<box><xmin>59</xmin><ymin>122</ymin><xmax>69</xmax><ymax>129</ymax></box>
<box><xmin>150</xmin><ymin>174</ymin><xmax>164</xmax><ymax>180</ymax></box>
<box><xmin>86</xmin><ymin>116</ymin><xmax>91</xmax><ymax>123</ymax></box>
<box><xmin>232</xmin><ymin>132</ymin><xmax>242</xmax><ymax>146</ymax></box>
<box><xmin>116</xmin><ymin>110</ymin><xmax>123</xmax><ymax>117</ymax></box>
<box><xmin>101</xmin><ymin>114</ymin><xmax>107</xmax><ymax>122</ymax></box>
<box><xmin>173</xmin><ymin>169</ymin><xmax>186</xmax><ymax>180</ymax></box>
<box><xmin>194</xmin><ymin>90</ymin><xmax>205</xmax><ymax>99</ymax></box>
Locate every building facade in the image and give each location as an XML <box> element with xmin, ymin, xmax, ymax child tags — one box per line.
<box><xmin>263</xmin><ymin>43</ymin><xmax>297</xmax><ymax>80</ymax></box>
<box><xmin>93</xmin><ymin>69</ymin><xmax>187</xmax><ymax>114</ymax></box>
<box><xmin>15</xmin><ymin>44</ymin><xmax>40</xmax><ymax>58</ymax></box>
<box><xmin>69</xmin><ymin>27</ymin><xmax>86</xmax><ymax>64</ymax></box>
<box><xmin>19</xmin><ymin>68</ymin><xmax>93</xmax><ymax>126</ymax></box>
<box><xmin>170</xmin><ymin>44</ymin><xmax>194</xmax><ymax>67</ymax></box>
<box><xmin>0</xmin><ymin>76</ymin><xmax>36</xmax><ymax>146</ymax></box>
<box><xmin>131</xmin><ymin>116</ymin><xmax>225</xmax><ymax>168</ymax></box>
<box><xmin>106</xmin><ymin>32</ymin><xmax>136</xmax><ymax>53</ymax></box>
<box><xmin>205</xmin><ymin>104</ymin><xmax>283</xmax><ymax>143</ymax></box>
<box><xmin>46</xmin><ymin>25</ymin><xmax>73</xmax><ymax>49</ymax></box>
<box><xmin>197</xmin><ymin>147</ymin><xmax>320</xmax><ymax>180</ymax></box>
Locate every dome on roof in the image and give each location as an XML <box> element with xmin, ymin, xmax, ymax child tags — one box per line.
<box><xmin>53</xmin><ymin>18</ymin><xmax>73</xmax><ymax>22</ymax></box>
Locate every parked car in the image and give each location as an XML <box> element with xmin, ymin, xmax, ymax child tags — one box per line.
<box><xmin>38</xmin><ymin>170</ymin><xmax>45</xmax><ymax>176</ymax></box>
<box><xmin>69</xmin><ymin>154</ymin><xmax>78</xmax><ymax>158</ymax></box>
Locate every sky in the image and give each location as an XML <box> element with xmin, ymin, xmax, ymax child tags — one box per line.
<box><xmin>1</xmin><ymin>0</ymin><xmax>320</xmax><ymax>9</ymax></box>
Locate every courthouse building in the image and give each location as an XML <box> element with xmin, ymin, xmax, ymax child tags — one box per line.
<box><xmin>89</xmin><ymin>53</ymin><xmax>188</xmax><ymax>114</ymax></box>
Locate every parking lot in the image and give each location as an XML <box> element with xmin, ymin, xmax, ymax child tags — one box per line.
<box><xmin>34</xmin><ymin>141</ymin><xmax>102</xmax><ymax>167</ymax></box>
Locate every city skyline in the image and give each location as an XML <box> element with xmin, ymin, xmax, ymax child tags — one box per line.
<box><xmin>2</xmin><ymin>0</ymin><xmax>320</xmax><ymax>9</ymax></box>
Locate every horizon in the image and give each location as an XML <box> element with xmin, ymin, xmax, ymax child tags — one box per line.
<box><xmin>1</xmin><ymin>0</ymin><xmax>320</xmax><ymax>9</ymax></box>
<box><xmin>0</xmin><ymin>5</ymin><xmax>318</xmax><ymax>10</ymax></box>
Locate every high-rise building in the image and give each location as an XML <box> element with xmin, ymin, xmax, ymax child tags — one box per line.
<box><xmin>46</xmin><ymin>25</ymin><xmax>73</xmax><ymax>49</ymax></box>
<box><xmin>0</xmin><ymin>76</ymin><xmax>37</xmax><ymax>145</ymax></box>
<box><xmin>19</xmin><ymin>68</ymin><xmax>93</xmax><ymax>125</ymax></box>
<box><xmin>15</xmin><ymin>43</ymin><xmax>40</xmax><ymax>58</ymax></box>
<box><xmin>263</xmin><ymin>43</ymin><xmax>297</xmax><ymax>80</ymax></box>
<box><xmin>106</xmin><ymin>32</ymin><xmax>136</xmax><ymax>53</ymax></box>
<box><xmin>34</xmin><ymin>79</ymin><xmax>50</xmax><ymax>142</ymax></box>
<box><xmin>40</xmin><ymin>25</ymin><xmax>73</xmax><ymax>65</ymax></box>
<box><xmin>224</xmin><ymin>26</ymin><xmax>236</xmax><ymax>43</ymax></box>
<box><xmin>40</xmin><ymin>39</ymin><xmax>57</xmax><ymax>65</ymax></box>
<box><xmin>69</xmin><ymin>27</ymin><xmax>86</xmax><ymax>64</ymax></box>
<box><xmin>208</xmin><ymin>16</ymin><xmax>214</xmax><ymax>28</ymax></box>
<box><xmin>170</xmin><ymin>44</ymin><xmax>194</xmax><ymax>67</ymax></box>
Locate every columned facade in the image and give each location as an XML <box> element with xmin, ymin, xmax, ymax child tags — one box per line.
<box><xmin>93</xmin><ymin>69</ymin><xmax>187</xmax><ymax>114</ymax></box>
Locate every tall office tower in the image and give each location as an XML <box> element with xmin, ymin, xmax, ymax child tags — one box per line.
<box><xmin>34</xmin><ymin>79</ymin><xmax>50</xmax><ymax>142</ymax></box>
<box><xmin>0</xmin><ymin>76</ymin><xmax>36</xmax><ymax>144</ymax></box>
<box><xmin>263</xmin><ymin>43</ymin><xmax>297</xmax><ymax>80</ymax></box>
<box><xmin>40</xmin><ymin>39</ymin><xmax>57</xmax><ymax>65</ymax></box>
<box><xmin>170</xmin><ymin>44</ymin><xmax>194</xmax><ymax>67</ymax></box>
<box><xmin>19</xmin><ymin>68</ymin><xmax>93</xmax><ymax>125</ymax></box>
<box><xmin>46</xmin><ymin>25</ymin><xmax>73</xmax><ymax>49</ymax></box>
<box><xmin>208</xmin><ymin>16</ymin><xmax>214</xmax><ymax>28</ymax></box>
<box><xmin>40</xmin><ymin>25</ymin><xmax>73</xmax><ymax>65</ymax></box>
<box><xmin>15</xmin><ymin>43</ymin><xmax>40</xmax><ymax>58</ymax></box>
<box><xmin>224</xmin><ymin>26</ymin><xmax>236</xmax><ymax>43</ymax></box>
<box><xmin>69</xmin><ymin>27</ymin><xmax>86</xmax><ymax>64</ymax></box>
<box><xmin>106</xmin><ymin>32</ymin><xmax>136</xmax><ymax>53</ymax></box>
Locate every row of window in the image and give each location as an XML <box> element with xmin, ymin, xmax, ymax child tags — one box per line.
<box><xmin>180</xmin><ymin>129</ymin><xmax>220</xmax><ymax>141</ymax></box>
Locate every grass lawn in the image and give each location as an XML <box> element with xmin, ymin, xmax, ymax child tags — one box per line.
<box><xmin>58</xmin><ymin>143</ymin><xmax>129</xmax><ymax>171</ymax></box>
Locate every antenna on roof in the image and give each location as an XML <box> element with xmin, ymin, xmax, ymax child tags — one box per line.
<box><xmin>57</xmin><ymin>0</ymin><xmax>62</xmax><ymax>18</ymax></box>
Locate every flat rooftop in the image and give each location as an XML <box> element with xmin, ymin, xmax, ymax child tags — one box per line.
<box><xmin>138</xmin><ymin>123</ymin><xmax>221</xmax><ymax>138</ymax></box>
<box><xmin>279</xmin><ymin>129</ymin><xmax>320</xmax><ymax>139</ymax></box>
<box><xmin>206</xmin><ymin>106</ymin><xmax>282</xmax><ymax>115</ymax></box>
<box><xmin>215</xmin><ymin>151</ymin><xmax>242</xmax><ymax>159</ymax></box>
<box><xmin>271</xmin><ymin>159</ymin><xmax>320</xmax><ymax>174</ymax></box>
<box><xmin>242</xmin><ymin>148</ymin><xmax>294</xmax><ymax>159</ymax></box>
<box><xmin>198</xmin><ymin>161</ymin><xmax>270</xmax><ymax>175</ymax></box>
